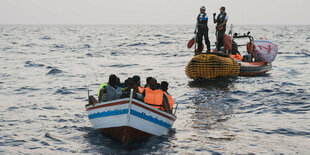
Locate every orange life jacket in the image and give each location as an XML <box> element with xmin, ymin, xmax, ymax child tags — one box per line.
<box><xmin>144</xmin><ymin>87</ymin><xmax>164</xmax><ymax>111</ymax></box>
<box><xmin>230</xmin><ymin>53</ymin><xmax>242</xmax><ymax>61</ymax></box>
<box><xmin>163</xmin><ymin>92</ymin><xmax>174</xmax><ymax>110</ymax></box>
<box><xmin>138</xmin><ymin>86</ymin><xmax>145</xmax><ymax>94</ymax></box>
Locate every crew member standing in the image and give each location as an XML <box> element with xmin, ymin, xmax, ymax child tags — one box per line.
<box><xmin>194</xmin><ymin>6</ymin><xmax>211</xmax><ymax>53</ymax></box>
<box><xmin>213</xmin><ymin>6</ymin><xmax>228</xmax><ymax>52</ymax></box>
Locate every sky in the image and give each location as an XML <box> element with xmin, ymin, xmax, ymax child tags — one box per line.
<box><xmin>0</xmin><ymin>0</ymin><xmax>310</xmax><ymax>25</ymax></box>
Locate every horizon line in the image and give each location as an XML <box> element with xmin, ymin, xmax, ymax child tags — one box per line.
<box><xmin>0</xmin><ymin>23</ymin><xmax>309</xmax><ymax>26</ymax></box>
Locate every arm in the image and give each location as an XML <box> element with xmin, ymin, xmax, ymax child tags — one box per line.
<box><xmin>162</xmin><ymin>98</ymin><xmax>172</xmax><ymax>114</ymax></box>
<box><xmin>217</xmin><ymin>19</ymin><xmax>227</xmax><ymax>28</ymax></box>
<box><xmin>142</xmin><ymin>90</ymin><xmax>146</xmax><ymax>98</ymax></box>
<box><xmin>213</xmin><ymin>14</ymin><xmax>217</xmax><ymax>23</ymax></box>
<box><xmin>98</xmin><ymin>88</ymin><xmax>104</xmax><ymax>102</ymax></box>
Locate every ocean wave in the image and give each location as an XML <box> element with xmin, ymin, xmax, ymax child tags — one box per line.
<box><xmin>83</xmin><ymin>44</ymin><xmax>91</xmax><ymax>48</ymax></box>
<box><xmin>54</xmin><ymin>87</ymin><xmax>75</xmax><ymax>95</ymax></box>
<box><xmin>251</xmin><ymin>128</ymin><xmax>310</xmax><ymax>137</ymax></box>
<box><xmin>105</xmin><ymin>64</ymin><xmax>139</xmax><ymax>68</ymax></box>
<box><xmin>127</xmin><ymin>43</ymin><xmax>148</xmax><ymax>47</ymax></box>
<box><xmin>46</xmin><ymin>68</ymin><xmax>63</xmax><ymax>75</ymax></box>
<box><xmin>40</xmin><ymin>36</ymin><xmax>51</xmax><ymax>40</ymax></box>
<box><xmin>159</xmin><ymin>41</ymin><xmax>173</xmax><ymax>45</ymax></box>
<box><xmin>51</xmin><ymin>44</ymin><xmax>65</xmax><ymax>48</ymax></box>
<box><xmin>15</xmin><ymin>86</ymin><xmax>40</xmax><ymax>92</ymax></box>
<box><xmin>24</xmin><ymin>61</ymin><xmax>44</xmax><ymax>67</ymax></box>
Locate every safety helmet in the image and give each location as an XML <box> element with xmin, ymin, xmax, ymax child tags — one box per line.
<box><xmin>200</xmin><ymin>6</ymin><xmax>206</xmax><ymax>10</ymax></box>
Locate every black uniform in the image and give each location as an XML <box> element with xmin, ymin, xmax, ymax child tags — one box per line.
<box><xmin>196</xmin><ymin>13</ymin><xmax>211</xmax><ymax>52</ymax></box>
<box><xmin>216</xmin><ymin>12</ymin><xmax>227</xmax><ymax>51</ymax></box>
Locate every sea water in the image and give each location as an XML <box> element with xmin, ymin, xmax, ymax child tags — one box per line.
<box><xmin>0</xmin><ymin>25</ymin><xmax>309</xmax><ymax>154</ymax></box>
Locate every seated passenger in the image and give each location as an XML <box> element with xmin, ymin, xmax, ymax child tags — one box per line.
<box><xmin>98</xmin><ymin>74</ymin><xmax>123</xmax><ymax>102</ymax></box>
<box><xmin>161</xmin><ymin>81</ymin><xmax>174</xmax><ymax>111</ymax></box>
<box><xmin>144</xmin><ymin>77</ymin><xmax>153</xmax><ymax>88</ymax></box>
<box><xmin>116</xmin><ymin>77</ymin><xmax>125</xmax><ymax>90</ymax></box>
<box><xmin>132</xmin><ymin>75</ymin><xmax>144</xmax><ymax>93</ymax></box>
<box><xmin>156</xmin><ymin>83</ymin><xmax>161</xmax><ymax>90</ymax></box>
<box><xmin>142</xmin><ymin>78</ymin><xmax>171</xmax><ymax>113</ymax></box>
<box><xmin>120</xmin><ymin>78</ymin><xmax>143</xmax><ymax>101</ymax></box>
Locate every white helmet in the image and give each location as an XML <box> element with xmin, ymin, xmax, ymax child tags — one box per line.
<box><xmin>200</xmin><ymin>6</ymin><xmax>206</xmax><ymax>10</ymax></box>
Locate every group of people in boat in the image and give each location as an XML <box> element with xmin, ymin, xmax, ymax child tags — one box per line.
<box><xmin>88</xmin><ymin>74</ymin><xmax>174</xmax><ymax>114</ymax></box>
<box><xmin>195</xmin><ymin>6</ymin><xmax>228</xmax><ymax>54</ymax></box>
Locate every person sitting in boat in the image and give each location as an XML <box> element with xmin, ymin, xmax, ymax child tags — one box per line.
<box><xmin>98</xmin><ymin>74</ymin><xmax>123</xmax><ymax>102</ymax></box>
<box><xmin>213</xmin><ymin>6</ymin><xmax>228</xmax><ymax>52</ymax></box>
<box><xmin>142</xmin><ymin>78</ymin><xmax>172</xmax><ymax>113</ymax></box>
<box><xmin>132</xmin><ymin>75</ymin><xmax>144</xmax><ymax>93</ymax></box>
<box><xmin>161</xmin><ymin>81</ymin><xmax>174</xmax><ymax>112</ymax></box>
<box><xmin>194</xmin><ymin>6</ymin><xmax>211</xmax><ymax>54</ymax></box>
<box><xmin>120</xmin><ymin>78</ymin><xmax>143</xmax><ymax>101</ymax></box>
<box><xmin>230</xmin><ymin>40</ymin><xmax>242</xmax><ymax>61</ymax></box>
<box><xmin>116</xmin><ymin>77</ymin><xmax>125</xmax><ymax>90</ymax></box>
<box><xmin>144</xmin><ymin>77</ymin><xmax>153</xmax><ymax>88</ymax></box>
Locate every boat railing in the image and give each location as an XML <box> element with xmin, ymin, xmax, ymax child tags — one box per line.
<box><xmin>86</xmin><ymin>89</ymin><xmax>177</xmax><ymax>119</ymax></box>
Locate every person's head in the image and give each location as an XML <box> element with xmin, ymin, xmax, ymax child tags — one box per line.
<box><xmin>126</xmin><ymin>78</ymin><xmax>136</xmax><ymax>90</ymax></box>
<box><xmin>132</xmin><ymin>75</ymin><xmax>141</xmax><ymax>86</ymax></box>
<box><xmin>145</xmin><ymin>77</ymin><xmax>153</xmax><ymax>87</ymax></box>
<box><xmin>124</xmin><ymin>77</ymin><xmax>132</xmax><ymax>87</ymax></box>
<box><xmin>161</xmin><ymin>81</ymin><xmax>169</xmax><ymax>92</ymax></box>
<box><xmin>156</xmin><ymin>83</ymin><xmax>161</xmax><ymax>90</ymax></box>
<box><xmin>200</xmin><ymin>6</ymin><xmax>206</xmax><ymax>13</ymax></box>
<box><xmin>220</xmin><ymin>6</ymin><xmax>225</xmax><ymax>13</ymax></box>
<box><xmin>108</xmin><ymin>74</ymin><xmax>118</xmax><ymax>87</ymax></box>
<box><xmin>149</xmin><ymin>78</ymin><xmax>157</xmax><ymax>90</ymax></box>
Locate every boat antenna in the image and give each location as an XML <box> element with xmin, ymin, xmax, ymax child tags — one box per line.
<box><xmin>87</xmin><ymin>85</ymin><xmax>90</xmax><ymax>99</ymax></box>
<box><xmin>173</xmin><ymin>102</ymin><xmax>179</xmax><ymax>115</ymax></box>
<box><xmin>228</xmin><ymin>24</ymin><xmax>233</xmax><ymax>37</ymax></box>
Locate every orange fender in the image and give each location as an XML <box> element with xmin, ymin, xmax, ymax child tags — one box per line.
<box><xmin>187</xmin><ymin>38</ymin><xmax>194</xmax><ymax>48</ymax></box>
<box><xmin>247</xmin><ymin>41</ymin><xmax>254</xmax><ymax>55</ymax></box>
<box><xmin>187</xmin><ymin>38</ymin><xmax>204</xmax><ymax>50</ymax></box>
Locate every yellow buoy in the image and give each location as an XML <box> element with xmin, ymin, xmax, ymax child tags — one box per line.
<box><xmin>185</xmin><ymin>53</ymin><xmax>240</xmax><ymax>79</ymax></box>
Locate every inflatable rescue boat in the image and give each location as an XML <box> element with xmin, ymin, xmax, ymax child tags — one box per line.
<box><xmin>185</xmin><ymin>30</ymin><xmax>278</xmax><ymax>79</ymax></box>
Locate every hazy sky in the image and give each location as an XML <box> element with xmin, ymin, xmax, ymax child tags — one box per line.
<box><xmin>1</xmin><ymin>0</ymin><xmax>310</xmax><ymax>25</ymax></box>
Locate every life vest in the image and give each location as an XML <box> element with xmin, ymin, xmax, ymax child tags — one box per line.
<box><xmin>230</xmin><ymin>53</ymin><xmax>242</xmax><ymax>61</ymax></box>
<box><xmin>163</xmin><ymin>92</ymin><xmax>174</xmax><ymax>110</ymax></box>
<box><xmin>98</xmin><ymin>83</ymin><xmax>107</xmax><ymax>100</ymax></box>
<box><xmin>197</xmin><ymin>13</ymin><xmax>208</xmax><ymax>27</ymax></box>
<box><xmin>144</xmin><ymin>87</ymin><xmax>164</xmax><ymax>111</ymax></box>
<box><xmin>216</xmin><ymin>13</ymin><xmax>227</xmax><ymax>31</ymax></box>
<box><xmin>99</xmin><ymin>84</ymin><xmax>122</xmax><ymax>102</ymax></box>
<box><xmin>223</xmin><ymin>34</ymin><xmax>232</xmax><ymax>52</ymax></box>
<box><xmin>138</xmin><ymin>86</ymin><xmax>144</xmax><ymax>94</ymax></box>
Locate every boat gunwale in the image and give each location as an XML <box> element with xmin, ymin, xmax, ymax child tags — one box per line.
<box><xmin>86</xmin><ymin>98</ymin><xmax>176</xmax><ymax>121</ymax></box>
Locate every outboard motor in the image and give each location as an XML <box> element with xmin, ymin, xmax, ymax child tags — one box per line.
<box><xmin>242</xmin><ymin>54</ymin><xmax>252</xmax><ymax>62</ymax></box>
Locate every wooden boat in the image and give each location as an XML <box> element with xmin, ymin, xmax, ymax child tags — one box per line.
<box><xmin>85</xmin><ymin>91</ymin><xmax>176</xmax><ymax>143</ymax></box>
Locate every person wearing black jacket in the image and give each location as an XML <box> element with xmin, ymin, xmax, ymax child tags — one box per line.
<box><xmin>213</xmin><ymin>6</ymin><xmax>228</xmax><ymax>52</ymax></box>
<box><xmin>194</xmin><ymin>6</ymin><xmax>211</xmax><ymax>53</ymax></box>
